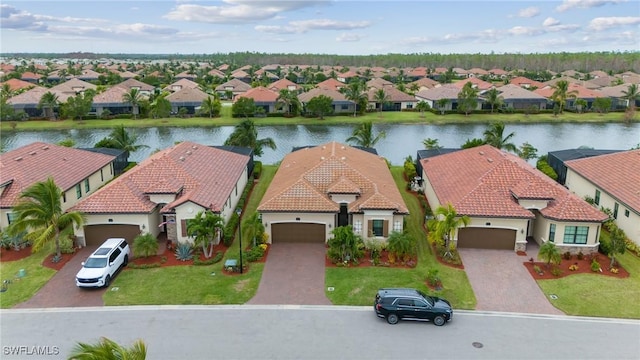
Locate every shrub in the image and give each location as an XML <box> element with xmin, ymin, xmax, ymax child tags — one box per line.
<box><xmin>253</xmin><ymin>161</ymin><xmax>262</xmax><ymax>179</ymax></box>
<box><xmin>551</xmin><ymin>266</ymin><xmax>562</xmax><ymax>276</ymax></box>
<box><xmin>577</xmin><ymin>251</ymin><xmax>584</xmax><ymax>260</ymax></box>
<box><xmin>536</xmin><ymin>157</ymin><xmax>558</xmax><ymax>181</ymax></box>
<box><xmin>590</xmin><ymin>259</ymin><xmax>601</xmax><ymax>272</ymax></box>
<box><xmin>194</xmin><ymin>251</ymin><xmax>223</xmax><ymax>265</ymax></box>
<box><xmin>533</xmin><ymin>265</ymin><xmax>542</xmax><ymax>274</ymax></box>
<box><xmin>175</xmin><ymin>243</ymin><xmax>193</xmax><ymax>261</ymax></box>
<box><xmin>224</xmin><ymin>212</ymin><xmax>240</xmax><ymax>246</ymax></box>
<box><xmin>59</xmin><ymin>236</ymin><xmax>76</xmax><ymax>254</ymax></box>
<box><xmin>598</xmin><ymin>230</ymin><xmax>612</xmax><ymax>256</ymax></box>
<box><xmin>562</xmin><ymin>251</ymin><xmax>572</xmax><ymax>260</ymax></box>
<box><xmin>426</xmin><ymin>268</ymin><xmax>440</xmax><ymax>286</ymax></box>
<box><xmin>569</xmin><ymin>264</ymin><xmax>579</xmax><ymax>271</ymax></box>
<box><xmin>133</xmin><ymin>233</ymin><xmax>158</xmax><ymax>258</ymax></box>
<box><xmin>403</xmin><ymin>161</ymin><xmax>417</xmax><ymax>181</ymax></box>
<box><xmin>625</xmin><ymin>239</ymin><xmax>640</xmax><ymax>257</ymax></box>
<box><xmin>243</xmin><ymin>246</ymin><xmax>265</xmax><ymax>262</ymax></box>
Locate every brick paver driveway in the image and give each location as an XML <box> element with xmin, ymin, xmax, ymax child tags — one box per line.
<box><xmin>14</xmin><ymin>247</ymin><xmax>107</xmax><ymax>308</ymax></box>
<box><xmin>459</xmin><ymin>246</ymin><xmax>564</xmax><ymax>315</ymax></box>
<box><xmin>247</xmin><ymin>243</ymin><xmax>331</xmax><ymax>305</ymax></box>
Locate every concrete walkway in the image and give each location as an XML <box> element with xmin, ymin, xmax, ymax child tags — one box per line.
<box><xmin>247</xmin><ymin>243</ymin><xmax>331</xmax><ymax>305</ymax></box>
<box><xmin>458</xmin><ymin>243</ymin><xmax>564</xmax><ymax>315</ymax></box>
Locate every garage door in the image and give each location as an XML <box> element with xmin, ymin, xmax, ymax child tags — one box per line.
<box><xmin>271</xmin><ymin>223</ymin><xmax>325</xmax><ymax>243</ymax></box>
<box><xmin>457</xmin><ymin>228</ymin><xmax>516</xmax><ymax>250</ymax></box>
<box><xmin>83</xmin><ymin>224</ymin><xmax>141</xmax><ymax>247</ymax></box>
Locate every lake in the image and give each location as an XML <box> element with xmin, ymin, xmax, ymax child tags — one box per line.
<box><xmin>2</xmin><ymin>122</ymin><xmax>639</xmax><ymax>165</ymax></box>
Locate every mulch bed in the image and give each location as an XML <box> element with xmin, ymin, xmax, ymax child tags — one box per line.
<box><xmin>523</xmin><ymin>254</ymin><xmax>630</xmax><ymax>280</ymax></box>
<box><xmin>129</xmin><ymin>243</ymin><xmax>230</xmax><ymax>268</ymax></box>
<box><xmin>42</xmin><ymin>251</ymin><xmax>79</xmax><ymax>271</ymax></box>
<box><xmin>0</xmin><ymin>246</ymin><xmax>33</xmax><ymax>262</ymax></box>
<box><xmin>325</xmin><ymin>249</ymin><xmax>417</xmax><ymax>268</ymax></box>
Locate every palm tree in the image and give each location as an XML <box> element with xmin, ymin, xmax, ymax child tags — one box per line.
<box><xmin>484</xmin><ymin>88</ymin><xmax>503</xmax><ymax>113</ymax></box>
<box><xmin>122</xmin><ymin>88</ymin><xmax>143</xmax><ymax>119</ymax></box>
<box><xmin>341</xmin><ymin>80</ymin><xmax>368</xmax><ymax>116</ymax></box>
<box><xmin>200</xmin><ymin>96</ymin><xmax>220</xmax><ymax>118</ymax></box>
<box><xmin>346</xmin><ymin>121</ymin><xmax>386</xmax><ymax>148</ymax></box>
<box><xmin>483</xmin><ymin>122</ymin><xmax>517</xmax><ymax>152</ymax></box>
<box><xmin>224</xmin><ymin>118</ymin><xmax>276</xmax><ymax>157</ymax></box>
<box><xmin>149</xmin><ymin>94</ymin><xmax>171</xmax><ymax>119</ymax></box>
<box><xmin>373</xmin><ymin>88</ymin><xmax>390</xmax><ymax>116</ymax></box>
<box><xmin>187</xmin><ymin>210</ymin><xmax>224</xmax><ymax>258</ymax></box>
<box><xmin>242</xmin><ymin>212</ymin><xmax>265</xmax><ymax>248</ymax></box>
<box><xmin>435</xmin><ymin>98</ymin><xmax>448</xmax><ymax>115</ymax></box>
<box><xmin>8</xmin><ymin>177</ymin><xmax>85</xmax><ymax>259</ymax></box>
<box><xmin>415</xmin><ymin>101</ymin><xmax>430</xmax><ymax>118</ymax></box>
<box><xmin>422</xmin><ymin>138</ymin><xmax>442</xmax><ymax>149</ymax></box>
<box><xmin>433</xmin><ymin>203</ymin><xmax>470</xmax><ymax>258</ymax></box>
<box><xmin>551</xmin><ymin>80</ymin><xmax>578</xmax><ymax>114</ymax></box>
<box><xmin>538</xmin><ymin>241</ymin><xmax>561</xmax><ymax>269</ymax></box>
<box><xmin>97</xmin><ymin>124</ymin><xmax>149</xmax><ymax>156</ymax></box>
<box><xmin>68</xmin><ymin>337</ymin><xmax>147</xmax><ymax>360</ymax></box>
<box><xmin>38</xmin><ymin>91</ymin><xmax>60</xmax><ymax>120</ymax></box>
<box><xmin>621</xmin><ymin>83</ymin><xmax>639</xmax><ymax>110</ymax></box>
<box><xmin>276</xmin><ymin>89</ymin><xmax>300</xmax><ymax>116</ymax></box>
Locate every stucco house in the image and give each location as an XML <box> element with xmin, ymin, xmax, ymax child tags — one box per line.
<box><xmin>235</xmin><ymin>86</ymin><xmax>280</xmax><ymax>114</ymax></box>
<box><xmin>0</xmin><ymin>142</ymin><xmax>118</xmax><ymax>230</ymax></box>
<box><xmin>258</xmin><ymin>142</ymin><xmax>408</xmax><ymax>244</ymax></box>
<box><xmin>71</xmin><ymin>142</ymin><xmax>252</xmax><ymax>247</ymax></box>
<box><xmin>298</xmin><ymin>88</ymin><xmax>355</xmax><ymax>115</ymax></box>
<box><xmin>563</xmin><ymin>149</ymin><xmax>640</xmax><ymax>247</ymax></box>
<box><xmin>420</xmin><ymin>145</ymin><xmax>607</xmax><ymax>253</ymax></box>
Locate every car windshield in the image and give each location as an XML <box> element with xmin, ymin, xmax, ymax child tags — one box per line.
<box><xmin>419</xmin><ymin>291</ymin><xmax>435</xmax><ymax>306</ymax></box>
<box><xmin>84</xmin><ymin>257</ymin><xmax>107</xmax><ymax>268</ymax></box>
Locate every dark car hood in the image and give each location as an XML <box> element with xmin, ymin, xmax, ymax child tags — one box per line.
<box><xmin>433</xmin><ymin>297</ymin><xmax>452</xmax><ymax>310</ymax></box>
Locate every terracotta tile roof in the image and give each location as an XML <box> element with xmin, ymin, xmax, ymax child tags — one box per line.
<box><xmin>409</xmin><ymin>77</ymin><xmax>441</xmax><ymax>89</ymax></box>
<box><xmin>268</xmin><ymin>78</ymin><xmax>301</xmax><ymax>92</ymax></box>
<box><xmin>0</xmin><ymin>142</ymin><xmax>116</xmax><ymax>208</ymax></box>
<box><xmin>165</xmin><ymin>87</ymin><xmax>209</xmax><ymax>103</ymax></box>
<box><xmin>71</xmin><ymin>142</ymin><xmax>249</xmax><ymax>214</ymax></box>
<box><xmin>1</xmin><ymin>78</ymin><xmax>37</xmax><ymax>92</ymax></box>
<box><xmin>316</xmin><ymin>78</ymin><xmax>345</xmax><ymax>91</ymax></box>
<box><xmin>20</xmin><ymin>72</ymin><xmax>42</xmax><ymax>81</ymax></box>
<box><xmin>509</xmin><ymin>76</ymin><xmax>545</xmax><ymax>89</ymax></box>
<box><xmin>236</xmin><ymin>86</ymin><xmax>279</xmax><ymax>102</ymax></box>
<box><xmin>92</xmin><ymin>86</ymin><xmax>129</xmax><ymax>104</ymax></box>
<box><xmin>494</xmin><ymin>84</ymin><xmax>547</xmax><ymax>100</ymax></box>
<box><xmin>415</xmin><ymin>84</ymin><xmax>460</xmax><ymax>101</ymax></box>
<box><xmin>114</xmin><ymin>78</ymin><xmax>155</xmax><ymax>92</ymax></box>
<box><xmin>565</xmin><ymin>149</ymin><xmax>640</xmax><ymax>212</ymax></box>
<box><xmin>366</xmin><ymin>78</ymin><xmax>395</xmax><ymax>90</ymax></box>
<box><xmin>258</xmin><ymin>142</ymin><xmax>408</xmax><ymax>214</ymax></box>
<box><xmin>534</xmin><ymin>83</ymin><xmax>606</xmax><ymax>99</ymax></box>
<box><xmin>164</xmin><ymin>78</ymin><xmax>199</xmax><ymax>92</ymax></box>
<box><xmin>6</xmin><ymin>86</ymin><xmax>48</xmax><ymax>106</ymax></box>
<box><xmin>366</xmin><ymin>86</ymin><xmax>416</xmax><ymax>102</ymax></box>
<box><xmin>215</xmin><ymin>79</ymin><xmax>251</xmax><ymax>92</ymax></box>
<box><xmin>420</xmin><ymin>145</ymin><xmax>607</xmax><ymax>222</ymax></box>
<box><xmin>298</xmin><ymin>88</ymin><xmax>350</xmax><ymax>103</ymax></box>
<box><xmin>452</xmin><ymin>77</ymin><xmax>493</xmax><ymax>91</ymax></box>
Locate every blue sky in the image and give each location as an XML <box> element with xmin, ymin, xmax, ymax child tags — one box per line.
<box><xmin>1</xmin><ymin>0</ymin><xmax>638</xmax><ymax>55</ymax></box>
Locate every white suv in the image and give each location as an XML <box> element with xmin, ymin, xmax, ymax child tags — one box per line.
<box><xmin>76</xmin><ymin>238</ymin><xmax>130</xmax><ymax>288</ymax></box>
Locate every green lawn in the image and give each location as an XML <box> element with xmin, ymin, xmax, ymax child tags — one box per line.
<box><xmin>2</xmin><ymin>110</ymin><xmax>634</xmax><ymax>132</ymax></box>
<box><xmin>537</xmin><ymin>252</ymin><xmax>640</xmax><ymax>319</ymax></box>
<box><xmin>0</xmin><ymin>249</ymin><xmax>56</xmax><ymax>308</ymax></box>
<box><xmin>103</xmin><ymin>165</ymin><xmax>277</xmax><ymax>306</ymax></box>
<box><xmin>325</xmin><ymin>167</ymin><xmax>476</xmax><ymax>309</ymax></box>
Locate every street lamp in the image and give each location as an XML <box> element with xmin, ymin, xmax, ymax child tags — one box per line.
<box><xmin>236</xmin><ymin>207</ymin><xmax>243</xmax><ymax>274</ymax></box>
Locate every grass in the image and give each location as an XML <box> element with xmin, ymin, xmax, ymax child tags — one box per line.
<box><xmin>2</xmin><ymin>110</ymin><xmax>635</xmax><ymax>132</ymax></box>
<box><xmin>536</xmin><ymin>252</ymin><xmax>640</xmax><ymax>319</ymax></box>
<box><xmin>102</xmin><ymin>165</ymin><xmax>277</xmax><ymax>306</ymax></box>
<box><xmin>0</xmin><ymin>249</ymin><xmax>56</xmax><ymax>308</ymax></box>
<box><xmin>325</xmin><ymin>167</ymin><xmax>476</xmax><ymax>309</ymax></box>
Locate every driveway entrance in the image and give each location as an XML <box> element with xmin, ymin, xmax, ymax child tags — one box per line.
<box><xmin>247</xmin><ymin>243</ymin><xmax>331</xmax><ymax>305</ymax></box>
<box><xmin>14</xmin><ymin>247</ymin><xmax>106</xmax><ymax>308</ymax></box>
<box><xmin>458</xmin><ymin>244</ymin><xmax>564</xmax><ymax>315</ymax></box>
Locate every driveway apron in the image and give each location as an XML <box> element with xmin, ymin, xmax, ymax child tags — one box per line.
<box><xmin>247</xmin><ymin>243</ymin><xmax>331</xmax><ymax>305</ymax></box>
<box><xmin>14</xmin><ymin>247</ymin><xmax>106</xmax><ymax>308</ymax></box>
<box><xmin>458</xmin><ymin>247</ymin><xmax>564</xmax><ymax>315</ymax></box>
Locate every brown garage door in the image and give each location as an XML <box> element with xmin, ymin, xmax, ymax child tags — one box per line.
<box><xmin>84</xmin><ymin>224</ymin><xmax>141</xmax><ymax>247</ymax></box>
<box><xmin>458</xmin><ymin>227</ymin><xmax>516</xmax><ymax>250</ymax></box>
<box><xmin>271</xmin><ymin>223</ymin><xmax>325</xmax><ymax>243</ymax></box>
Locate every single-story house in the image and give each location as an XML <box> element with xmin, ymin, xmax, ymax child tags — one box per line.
<box><xmin>215</xmin><ymin>79</ymin><xmax>252</xmax><ymax>100</ymax></box>
<box><xmin>414</xmin><ymin>84</ymin><xmax>460</xmax><ymax>111</ymax></box>
<box><xmin>0</xmin><ymin>142</ymin><xmax>118</xmax><ymax>230</ymax></box>
<box><xmin>165</xmin><ymin>87</ymin><xmax>210</xmax><ymax>115</ymax></box>
<box><xmin>258</xmin><ymin>142</ymin><xmax>409</xmax><ymax>244</ymax></box>
<box><xmin>71</xmin><ymin>142</ymin><xmax>252</xmax><ymax>247</ymax></box>
<box><xmin>366</xmin><ymin>86</ymin><xmax>417</xmax><ymax>111</ymax></box>
<box><xmin>420</xmin><ymin>145</ymin><xmax>607</xmax><ymax>253</ymax></box>
<box><xmin>235</xmin><ymin>86</ymin><xmax>280</xmax><ymax>114</ymax></box>
<box><xmin>92</xmin><ymin>78</ymin><xmax>154</xmax><ymax>116</ymax></box>
<box><xmin>563</xmin><ymin>149</ymin><xmax>640</xmax><ymax>247</ymax></box>
<box><xmin>547</xmin><ymin>148</ymin><xmax>623</xmax><ymax>185</ymax></box>
<box><xmin>298</xmin><ymin>88</ymin><xmax>355</xmax><ymax>115</ymax></box>
<box><xmin>487</xmin><ymin>84</ymin><xmax>548</xmax><ymax>111</ymax></box>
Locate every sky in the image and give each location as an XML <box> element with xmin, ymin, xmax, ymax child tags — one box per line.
<box><xmin>0</xmin><ymin>0</ymin><xmax>639</xmax><ymax>55</ymax></box>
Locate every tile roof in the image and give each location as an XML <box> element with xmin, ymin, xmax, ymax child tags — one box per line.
<box><xmin>236</xmin><ymin>86</ymin><xmax>279</xmax><ymax>102</ymax></box>
<box><xmin>565</xmin><ymin>149</ymin><xmax>640</xmax><ymax>212</ymax></box>
<box><xmin>452</xmin><ymin>77</ymin><xmax>494</xmax><ymax>91</ymax></box>
<box><xmin>534</xmin><ymin>82</ymin><xmax>606</xmax><ymax>99</ymax></box>
<box><xmin>415</xmin><ymin>84</ymin><xmax>460</xmax><ymax>100</ymax></box>
<box><xmin>72</xmin><ymin>142</ymin><xmax>249</xmax><ymax>214</ymax></box>
<box><xmin>165</xmin><ymin>87</ymin><xmax>209</xmax><ymax>103</ymax></box>
<box><xmin>0</xmin><ymin>142</ymin><xmax>116</xmax><ymax>208</ymax></box>
<box><xmin>494</xmin><ymin>84</ymin><xmax>548</xmax><ymax>100</ymax></box>
<box><xmin>298</xmin><ymin>88</ymin><xmax>351</xmax><ymax>103</ymax></box>
<box><xmin>215</xmin><ymin>79</ymin><xmax>252</xmax><ymax>92</ymax></box>
<box><xmin>6</xmin><ymin>86</ymin><xmax>48</xmax><ymax>106</ymax></box>
<box><xmin>258</xmin><ymin>142</ymin><xmax>408</xmax><ymax>214</ymax></box>
<box><xmin>268</xmin><ymin>78</ymin><xmax>301</xmax><ymax>92</ymax></box>
<box><xmin>366</xmin><ymin>86</ymin><xmax>416</xmax><ymax>102</ymax></box>
<box><xmin>316</xmin><ymin>78</ymin><xmax>345</xmax><ymax>91</ymax></box>
<box><xmin>420</xmin><ymin>145</ymin><xmax>607</xmax><ymax>222</ymax></box>
<box><xmin>509</xmin><ymin>76</ymin><xmax>545</xmax><ymax>89</ymax></box>
<box><xmin>164</xmin><ymin>78</ymin><xmax>200</xmax><ymax>92</ymax></box>
<box><xmin>1</xmin><ymin>78</ymin><xmax>37</xmax><ymax>92</ymax></box>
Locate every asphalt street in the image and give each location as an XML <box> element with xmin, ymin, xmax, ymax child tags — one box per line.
<box><xmin>1</xmin><ymin>306</ymin><xmax>639</xmax><ymax>360</ymax></box>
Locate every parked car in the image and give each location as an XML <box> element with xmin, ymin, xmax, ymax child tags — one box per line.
<box><xmin>76</xmin><ymin>238</ymin><xmax>130</xmax><ymax>288</ymax></box>
<box><xmin>374</xmin><ymin>288</ymin><xmax>453</xmax><ymax>326</ymax></box>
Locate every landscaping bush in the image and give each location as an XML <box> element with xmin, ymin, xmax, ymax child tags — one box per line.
<box><xmin>562</xmin><ymin>251</ymin><xmax>572</xmax><ymax>260</ymax></box>
<box><xmin>59</xmin><ymin>236</ymin><xmax>76</xmax><ymax>254</ymax></box>
<box><xmin>242</xmin><ymin>246</ymin><xmax>265</xmax><ymax>262</ymax></box>
<box><xmin>224</xmin><ymin>212</ymin><xmax>240</xmax><ymax>247</ymax></box>
<box><xmin>133</xmin><ymin>233</ymin><xmax>158</xmax><ymax>258</ymax></box>
<box><xmin>194</xmin><ymin>251</ymin><xmax>224</xmax><ymax>265</ymax></box>
<box><xmin>253</xmin><ymin>161</ymin><xmax>262</xmax><ymax>179</ymax></box>
<box><xmin>536</xmin><ymin>156</ymin><xmax>558</xmax><ymax>181</ymax></box>
<box><xmin>175</xmin><ymin>243</ymin><xmax>194</xmax><ymax>261</ymax></box>
<box><xmin>590</xmin><ymin>259</ymin><xmax>601</xmax><ymax>272</ymax></box>
<box><xmin>598</xmin><ymin>230</ymin><xmax>612</xmax><ymax>256</ymax></box>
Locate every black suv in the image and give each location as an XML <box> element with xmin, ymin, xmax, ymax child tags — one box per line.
<box><xmin>374</xmin><ymin>288</ymin><xmax>453</xmax><ymax>326</ymax></box>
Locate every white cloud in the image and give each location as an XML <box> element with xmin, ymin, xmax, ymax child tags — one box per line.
<box><xmin>556</xmin><ymin>0</ymin><xmax>627</xmax><ymax>12</ymax></box>
<box><xmin>336</xmin><ymin>33</ymin><xmax>363</xmax><ymax>42</ymax></box>
<box><xmin>589</xmin><ymin>16</ymin><xmax>640</xmax><ymax>30</ymax></box>
<box><xmin>542</xmin><ymin>17</ymin><xmax>560</xmax><ymax>27</ymax></box>
<box><xmin>542</xmin><ymin>18</ymin><xmax>580</xmax><ymax>32</ymax></box>
<box><xmin>255</xmin><ymin>19</ymin><xmax>370</xmax><ymax>34</ymax></box>
<box><xmin>517</xmin><ymin>7</ymin><xmax>540</xmax><ymax>18</ymax></box>
<box><xmin>507</xmin><ymin>26</ymin><xmax>545</xmax><ymax>36</ymax></box>
<box><xmin>0</xmin><ymin>4</ymin><xmax>47</xmax><ymax>31</ymax></box>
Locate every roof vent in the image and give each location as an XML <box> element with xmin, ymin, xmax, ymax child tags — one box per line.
<box><xmin>179</xmin><ymin>156</ymin><xmax>185</xmax><ymax>161</ymax></box>
<box><xmin>320</xmin><ymin>156</ymin><xmax>325</xmax><ymax>160</ymax></box>
<box><xmin>42</xmin><ymin>146</ymin><xmax>49</xmax><ymax>150</ymax></box>
<box><xmin>186</xmin><ymin>150</ymin><xmax>192</xmax><ymax>155</ymax></box>
<box><xmin>487</xmin><ymin>158</ymin><xmax>493</xmax><ymax>163</ymax></box>
<box><xmin>28</xmin><ymin>151</ymin><xmax>36</xmax><ymax>156</ymax></box>
<box><xmin>479</xmin><ymin>151</ymin><xmax>485</xmax><ymax>155</ymax></box>
<box><xmin>13</xmin><ymin>157</ymin><xmax>23</xmax><ymax>161</ymax></box>
<box><xmin>341</xmin><ymin>157</ymin><xmax>346</xmax><ymax>160</ymax></box>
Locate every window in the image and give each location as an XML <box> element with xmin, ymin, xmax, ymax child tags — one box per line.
<box><xmin>84</xmin><ymin>179</ymin><xmax>90</xmax><ymax>192</ymax></box>
<box><xmin>548</xmin><ymin>224</ymin><xmax>556</xmax><ymax>243</ymax></box>
<box><xmin>613</xmin><ymin>203</ymin><xmax>619</xmax><ymax>219</ymax></box>
<box><xmin>563</xmin><ymin>226</ymin><xmax>589</xmax><ymax>244</ymax></box>
<box><xmin>372</xmin><ymin>220</ymin><xmax>384</xmax><ymax>237</ymax></box>
<box><xmin>353</xmin><ymin>220</ymin><xmax>362</xmax><ymax>234</ymax></box>
<box><xmin>406</xmin><ymin>104</ymin><xmax>413</xmax><ymax>109</ymax></box>
<box><xmin>341</xmin><ymin>104</ymin><xmax>349</xmax><ymax>110</ymax></box>
<box><xmin>625</xmin><ymin>209</ymin><xmax>630</xmax><ymax>217</ymax></box>
<box><xmin>393</xmin><ymin>220</ymin><xmax>402</xmax><ymax>232</ymax></box>
<box><xmin>594</xmin><ymin>190</ymin><xmax>600</xmax><ymax>205</ymax></box>
<box><xmin>62</xmin><ymin>192</ymin><xmax>66</xmax><ymax>203</ymax></box>
<box><xmin>100</xmin><ymin>169</ymin><xmax>104</xmax><ymax>181</ymax></box>
<box><xmin>7</xmin><ymin>212</ymin><xmax>17</xmax><ymax>225</ymax></box>
<box><xmin>235</xmin><ymin>184</ymin><xmax>238</xmax><ymax>196</ymax></box>
<box><xmin>76</xmin><ymin>184</ymin><xmax>82</xmax><ymax>199</ymax></box>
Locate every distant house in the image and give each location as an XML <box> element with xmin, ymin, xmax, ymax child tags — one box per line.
<box><xmin>215</xmin><ymin>79</ymin><xmax>252</xmax><ymax>100</ymax></box>
<box><xmin>165</xmin><ymin>87</ymin><xmax>210</xmax><ymax>115</ymax></box>
<box><xmin>366</xmin><ymin>86</ymin><xmax>417</xmax><ymax>111</ymax></box>
<box><xmin>0</xmin><ymin>142</ymin><xmax>118</xmax><ymax>231</ymax></box>
<box><xmin>316</xmin><ymin>78</ymin><xmax>346</xmax><ymax>92</ymax></box>
<box><xmin>298</xmin><ymin>88</ymin><xmax>355</xmax><ymax>115</ymax></box>
<box><xmin>487</xmin><ymin>84</ymin><xmax>548</xmax><ymax>111</ymax></box>
<box><xmin>535</xmin><ymin>83</ymin><xmax>606</xmax><ymax>110</ymax></box>
<box><xmin>420</xmin><ymin>145</ymin><xmax>607</xmax><ymax>253</ymax></box>
<box><xmin>414</xmin><ymin>84</ymin><xmax>460</xmax><ymax>111</ymax></box>
<box><xmin>268</xmin><ymin>78</ymin><xmax>301</xmax><ymax>93</ymax></box>
<box><xmin>235</xmin><ymin>86</ymin><xmax>280</xmax><ymax>114</ymax></box>
<box><xmin>563</xmin><ymin>149</ymin><xmax>640</xmax><ymax>247</ymax></box>
<box><xmin>547</xmin><ymin>148</ymin><xmax>623</xmax><ymax>185</ymax></box>
<box><xmin>71</xmin><ymin>142</ymin><xmax>252</xmax><ymax>247</ymax></box>
<box><xmin>509</xmin><ymin>76</ymin><xmax>544</xmax><ymax>90</ymax></box>
<box><xmin>92</xmin><ymin>78</ymin><xmax>154</xmax><ymax>116</ymax></box>
<box><xmin>164</xmin><ymin>78</ymin><xmax>200</xmax><ymax>93</ymax></box>
<box><xmin>258</xmin><ymin>142</ymin><xmax>408</xmax><ymax>244</ymax></box>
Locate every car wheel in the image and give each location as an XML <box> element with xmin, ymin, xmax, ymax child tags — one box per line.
<box><xmin>123</xmin><ymin>255</ymin><xmax>128</xmax><ymax>267</ymax></box>
<box><xmin>433</xmin><ymin>315</ymin><xmax>446</xmax><ymax>326</ymax></box>
<box><xmin>104</xmin><ymin>275</ymin><xmax>111</xmax><ymax>288</ymax></box>
<box><xmin>386</xmin><ymin>313</ymin><xmax>399</xmax><ymax>325</ymax></box>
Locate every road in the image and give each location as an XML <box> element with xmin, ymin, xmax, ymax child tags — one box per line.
<box><xmin>1</xmin><ymin>306</ymin><xmax>639</xmax><ymax>360</ymax></box>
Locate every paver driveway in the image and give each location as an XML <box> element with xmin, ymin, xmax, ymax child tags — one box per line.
<box><xmin>458</xmin><ymin>246</ymin><xmax>564</xmax><ymax>315</ymax></box>
<box><xmin>14</xmin><ymin>247</ymin><xmax>106</xmax><ymax>308</ymax></box>
<box><xmin>247</xmin><ymin>243</ymin><xmax>331</xmax><ymax>305</ymax></box>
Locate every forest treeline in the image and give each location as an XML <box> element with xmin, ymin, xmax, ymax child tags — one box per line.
<box><xmin>4</xmin><ymin>51</ymin><xmax>640</xmax><ymax>73</ymax></box>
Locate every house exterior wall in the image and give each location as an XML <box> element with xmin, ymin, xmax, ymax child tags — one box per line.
<box><xmin>174</xmin><ymin>202</ymin><xmax>208</xmax><ymax>244</ymax></box>
<box><xmin>531</xmin><ymin>212</ymin><xmax>600</xmax><ymax>254</ymax></box>
<box><xmin>261</xmin><ymin>212</ymin><xmax>335</xmax><ymax>243</ymax></box>
<box><xmin>219</xmin><ymin>167</ymin><xmax>249</xmax><ymax>222</ymax></box>
<box><xmin>565</xmin><ymin>168</ymin><xmax>639</xmax><ymax>246</ymax></box>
